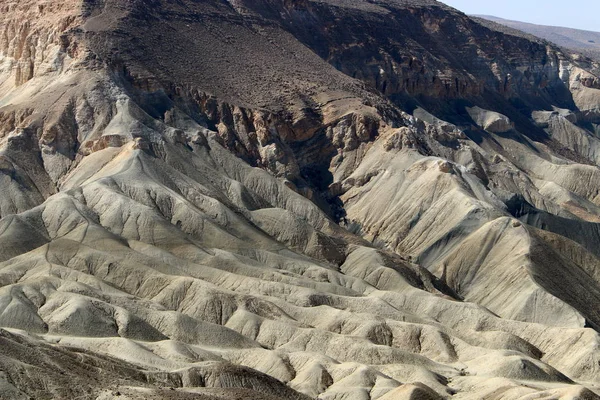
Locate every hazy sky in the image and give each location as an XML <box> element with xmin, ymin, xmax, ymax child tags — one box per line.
<box><xmin>440</xmin><ymin>0</ymin><xmax>600</xmax><ymax>32</ymax></box>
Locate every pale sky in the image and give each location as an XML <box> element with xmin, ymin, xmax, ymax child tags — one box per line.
<box><xmin>440</xmin><ymin>0</ymin><xmax>600</xmax><ymax>32</ymax></box>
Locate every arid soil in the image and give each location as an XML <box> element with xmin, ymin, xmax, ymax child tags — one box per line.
<box><xmin>1</xmin><ymin>1</ymin><xmax>600</xmax><ymax>399</ymax></box>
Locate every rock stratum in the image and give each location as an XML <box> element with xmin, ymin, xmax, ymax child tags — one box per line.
<box><xmin>1</xmin><ymin>0</ymin><xmax>600</xmax><ymax>399</ymax></box>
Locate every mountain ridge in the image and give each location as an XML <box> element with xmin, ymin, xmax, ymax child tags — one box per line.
<box><xmin>474</xmin><ymin>14</ymin><xmax>600</xmax><ymax>61</ymax></box>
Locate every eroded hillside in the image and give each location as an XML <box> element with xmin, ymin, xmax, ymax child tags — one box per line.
<box><xmin>1</xmin><ymin>1</ymin><xmax>600</xmax><ymax>399</ymax></box>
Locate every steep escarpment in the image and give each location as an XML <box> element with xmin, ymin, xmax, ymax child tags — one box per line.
<box><xmin>2</xmin><ymin>1</ymin><xmax>600</xmax><ymax>399</ymax></box>
<box><xmin>0</xmin><ymin>0</ymin><xmax>82</xmax><ymax>87</ymax></box>
<box><xmin>229</xmin><ymin>0</ymin><xmax>574</xmax><ymax>105</ymax></box>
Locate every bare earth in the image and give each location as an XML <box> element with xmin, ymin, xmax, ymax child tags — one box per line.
<box><xmin>1</xmin><ymin>1</ymin><xmax>600</xmax><ymax>399</ymax></box>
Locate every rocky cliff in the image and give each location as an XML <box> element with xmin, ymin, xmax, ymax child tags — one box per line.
<box><xmin>2</xmin><ymin>1</ymin><xmax>600</xmax><ymax>399</ymax></box>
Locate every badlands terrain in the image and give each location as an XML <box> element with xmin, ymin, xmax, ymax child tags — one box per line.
<box><xmin>1</xmin><ymin>0</ymin><xmax>600</xmax><ymax>399</ymax></box>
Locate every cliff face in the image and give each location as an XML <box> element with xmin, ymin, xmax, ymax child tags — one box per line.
<box><xmin>0</xmin><ymin>0</ymin><xmax>82</xmax><ymax>86</ymax></box>
<box><xmin>227</xmin><ymin>0</ymin><xmax>573</xmax><ymax>103</ymax></box>
<box><xmin>2</xmin><ymin>1</ymin><xmax>600</xmax><ymax>399</ymax></box>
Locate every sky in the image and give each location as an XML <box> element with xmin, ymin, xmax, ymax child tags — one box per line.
<box><xmin>440</xmin><ymin>0</ymin><xmax>600</xmax><ymax>32</ymax></box>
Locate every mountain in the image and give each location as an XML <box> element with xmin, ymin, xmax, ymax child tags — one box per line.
<box><xmin>2</xmin><ymin>0</ymin><xmax>600</xmax><ymax>399</ymax></box>
<box><xmin>475</xmin><ymin>14</ymin><xmax>600</xmax><ymax>60</ymax></box>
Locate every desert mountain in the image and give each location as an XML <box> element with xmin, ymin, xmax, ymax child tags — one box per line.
<box><xmin>1</xmin><ymin>0</ymin><xmax>600</xmax><ymax>399</ymax></box>
<box><xmin>475</xmin><ymin>14</ymin><xmax>600</xmax><ymax>61</ymax></box>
